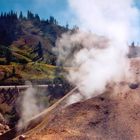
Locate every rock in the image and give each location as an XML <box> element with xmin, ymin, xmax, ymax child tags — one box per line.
<box><xmin>129</xmin><ymin>83</ymin><xmax>139</xmax><ymax>89</ymax></box>
<box><xmin>19</xmin><ymin>135</ymin><xmax>26</xmax><ymax>140</ymax></box>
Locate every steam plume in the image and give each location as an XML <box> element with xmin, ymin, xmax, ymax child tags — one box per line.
<box><xmin>55</xmin><ymin>0</ymin><xmax>140</xmax><ymax>103</ymax></box>
<box><xmin>69</xmin><ymin>0</ymin><xmax>140</xmax><ymax>42</ymax></box>
<box><xmin>17</xmin><ymin>81</ymin><xmax>43</xmax><ymax>130</ymax></box>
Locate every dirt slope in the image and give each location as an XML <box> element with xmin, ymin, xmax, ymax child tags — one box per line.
<box><xmin>18</xmin><ymin>84</ymin><xmax>140</xmax><ymax>140</ymax></box>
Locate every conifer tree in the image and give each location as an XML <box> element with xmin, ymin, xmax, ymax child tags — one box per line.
<box><xmin>37</xmin><ymin>41</ymin><xmax>43</xmax><ymax>58</ymax></box>
<box><xmin>19</xmin><ymin>11</ymin><xmax>23</xmax><ymax>19</ymax></box>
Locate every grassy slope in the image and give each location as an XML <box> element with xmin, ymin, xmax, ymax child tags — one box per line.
<box><xmin>0</xmin><ymin>17</ymin><xmax>68</xmax><ymax>85</ymax></box>
<box><xmin>0</xmin><ymin>62</ymin><xmax>61</xmax><ymax>84</ymax></box>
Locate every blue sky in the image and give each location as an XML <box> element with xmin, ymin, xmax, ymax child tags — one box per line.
<box><xmin>0</xmin><ymin>0</ymin><xmax>140</xmax><ymax>26</ymax></box>
<box><xmin>0</xmin><ymin>0</ymin><xmax>74</xmax><ymax>26</ymax></box>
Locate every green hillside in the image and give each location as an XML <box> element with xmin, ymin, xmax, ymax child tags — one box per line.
<box><xmin>0</xmin><ymin>11</ymin><xmax>70</xmax><ymax>85</ymax></box>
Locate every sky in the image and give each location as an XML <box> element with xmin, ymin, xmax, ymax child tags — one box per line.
<box><xmin>0</xmin><ymin>0</ymin><xmax>75</xmax><ymax>26</ymax></box>
<box><xmin>0</xmin><ymin>0</ymin><xmax>140</xmax><ymax>26</ymax></box>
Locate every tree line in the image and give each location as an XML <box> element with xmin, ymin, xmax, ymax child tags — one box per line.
<box><xmin>0</xmin><ymin>10</ymin><xmax>59</xmax><ymax>25</ymax></box>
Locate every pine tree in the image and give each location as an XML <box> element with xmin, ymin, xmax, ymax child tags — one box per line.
<box><xmin>5</xmin><ymin>47</ymin><xmax>12</xmax><ymax>65</ymax></box>
<box><xmin>37</xmin><ymin>41</ymin><xmax>43</xmax><ymax>58</ymax></box>
<box><xmin>27</xmin><ymin>10</ymin><xmax>30</xmax><ymax>19</ymax></box>
<box><xmin>49</xmin><ymin>16</ymin><xmax>55</xmax><ymax>24</ymax></box>
<box><xmin>66</xmin><ymin>23</ymin><xmax>69</xmax><ymax>30</ymax></box>
<box><xmin>46</xmin><ymin>19</ymin><xmax>49</xmax><ymax>24</ymax></box>
<box><xmin>35</xmin><ymin>14</ymin><xmax>40</xmax><ymax>21</ymax></box>
<box><xmin>27</xmin><ymin>11</ymin><xmax>34</xmax><ymax>20</ymax></box>
<box><xmin>131</xmin><ymin>42</ymin><xmax>135</xmax><ymax>47</ymax></box>
<box><xmin>0</xmin><ymin>12</ymin><xmax>3</xmax><ymax>19</ymax></box>
<box><xmin>19</xmin><ymin>11</ymin><xmax>23</xmax><ymax>19</ymax></box>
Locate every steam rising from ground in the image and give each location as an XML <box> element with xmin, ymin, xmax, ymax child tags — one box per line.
<box><xmin>17</xmin><ymin>81</ymin><xmax>43</xmax><ymax>130</ymax></box>
<box><xmin>55</xmin><ymin>0</ymin><xmax>140</xmax><ymax>104</ymax></box>
<box><xmin>55</xmin><ymin>32</ymin><xmax>129</xmax><ymax>99</ymax></box>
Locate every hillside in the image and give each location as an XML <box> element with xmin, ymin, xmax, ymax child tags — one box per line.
<box><xmin>0</xmin><ymin>11</ymin><xmax>69</xmax><ymax>85</ymax></box>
